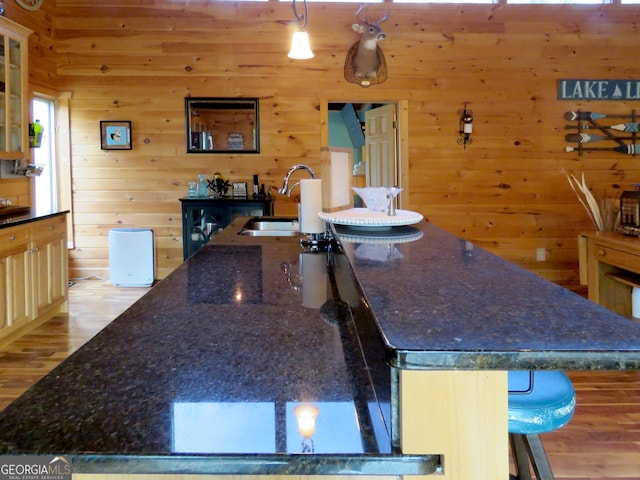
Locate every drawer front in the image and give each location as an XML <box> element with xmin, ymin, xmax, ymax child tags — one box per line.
<box><xmin>0</xmin><ymin>225</ymin><xmax>28</xmax><ymax>253</ymax></box>
<box><xmin>30</xmin><ymin>215</ymin><xmax>67</xmax><ymax>241</ymax></box>
<box><xmin>593</xmin><ymin>242</ymin><xmax>640</xmax><ymax>274</ymax></box>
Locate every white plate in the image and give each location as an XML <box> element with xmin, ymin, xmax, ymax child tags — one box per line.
<box><xmin>334</xmin><ymin>225</ymin><xmax>424</xmax><ymax>244</ymax></box>
<box><xmin>318</xmin><ymin>208</ymin><xmax>423</xmax><ymax>228</ymax></box>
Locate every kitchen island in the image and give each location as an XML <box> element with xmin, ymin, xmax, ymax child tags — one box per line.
<box><xmin>0</xmin><ymin>217</ymin><xmax>639</xmax><ymax>480</ymax></box>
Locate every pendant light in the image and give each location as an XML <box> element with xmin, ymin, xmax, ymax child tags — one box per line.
<box><xmin>288</xmin><ymin>0</ymin><xmax>314</xmax><ymax>60</ymax></box>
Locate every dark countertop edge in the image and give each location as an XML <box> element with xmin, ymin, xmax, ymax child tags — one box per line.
<box><xmin>390</xmin><ymin>349</ymin><xmax>640</xmax><ymax>371</ymax></box>
<box><xmin>179</xmin><ymin>197</ymin><xmax>272</xmax><ymax>202</ymax></box>
<box><xmin>0</xmin><ymin>210</ymin><xmax>69</xmax><ymax>229</ymax></box>
<box><xmin>70</xmin><ymin>453</ymin><xmax>439</xmax><ymax>476</ymax></box>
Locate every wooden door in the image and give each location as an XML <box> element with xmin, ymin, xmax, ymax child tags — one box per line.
<box><xmin>31</xmin><ymin>223</ymin><xmax>68</xmax><ymax>318</ymax></box>
<box><xmin>364</xmin><ymin>104</ymin><xmax>397</xmax><ymax>188</ymax></box>
<box><xmin>32</xmin><ymin>236</ymin><xmax>52</xmax><ymax>316</ymax></box>
<box><xmin>0</xmin><ymin>224</ymin><xmax>30</xmax><ymax>328</ymax></box>
<box><xmin>4</xmin><ymin>248</ymin><xmax>31</xmax><ymax>326</ymax></box>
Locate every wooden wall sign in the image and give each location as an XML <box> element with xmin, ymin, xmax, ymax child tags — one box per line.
<box><xmin>559</xmin><ymin>79</ymin><xmax>640</xmax><ymax>100</ymax></box>
<box><xmin>564</xmin><ymin>110</ymin><xmax>640</xmax><ymax>156</ymax></box>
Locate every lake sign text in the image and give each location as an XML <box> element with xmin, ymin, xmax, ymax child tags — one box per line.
<box><xmin>558</xmin><ymin>79</ymin><xmax>640</xmax><ymax>100</ymax></box>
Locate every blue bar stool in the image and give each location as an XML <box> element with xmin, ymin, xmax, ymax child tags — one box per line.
<box><xmin>508</xmin><ymin>371</ymin><xmax>576</xmax><ymax>480</ymax></box>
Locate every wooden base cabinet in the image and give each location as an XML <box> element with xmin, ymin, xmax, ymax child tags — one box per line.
<box><xmin>580</xmin><ymin>231</ymin><xmax>640</xmax><ymax>318</ymax></box>
<box><xmin>0</xmin><ymin>214</ymin><xmax>68</xmax><ymax>346</ymax></box>
<box><xmin>0</xmin><ymin>224</ymin><xmax>31</xmax><ymax>327</ymax></box>
<box><xmin>31</xmin><ymin>215</ymin><xmax>68</xmax><ymax>319</ymax></box>
<box><xmin>400</xmin><ymin>370</ymin><xmax>508</xmax><ymax>480</ymax></box>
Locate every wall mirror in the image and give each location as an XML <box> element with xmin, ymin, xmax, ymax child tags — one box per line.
<box><xmin>185</xmin><ymin>97</ymin><xmax>260</xmax><ymax>154</ymax></box>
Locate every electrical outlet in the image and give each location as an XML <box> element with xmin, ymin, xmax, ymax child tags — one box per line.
<box><xmin>536</xmin><ymin>248</ymin><xmax>546</xmax><ymax>262</ymax></box>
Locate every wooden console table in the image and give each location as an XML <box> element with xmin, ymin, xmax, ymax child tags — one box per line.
<box><xmin>580</xmin><ymin>231</ymin><xmax>640</xmax><ymax>318</ymax></box>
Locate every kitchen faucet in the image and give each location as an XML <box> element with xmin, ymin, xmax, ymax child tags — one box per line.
<box><xmin>278</xmin><ymin>164</ymin><xmax>316</xmax><ymax>196</ymax></box>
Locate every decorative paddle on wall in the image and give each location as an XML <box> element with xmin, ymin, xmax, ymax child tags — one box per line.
<box><xmin>564</xmin><ymin>110</ymin><xmax>640</xmax><ymax>155</ymax></box>
<box><xmin>344</xmin><ymin>5</ymin><xmax>389</xmax><ymax>88</ymax></box>
<box><xmin>565</xmin><ymin>144</ymin><xmax>640</xmax><ymax>155</ymax></box>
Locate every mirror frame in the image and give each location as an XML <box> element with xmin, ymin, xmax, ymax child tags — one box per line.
<box><xmin>185</xmin><ymin>97</ymin><xmax>260</xmax><ymax>154</ymax></box>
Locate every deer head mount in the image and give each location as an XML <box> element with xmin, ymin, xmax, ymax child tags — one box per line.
<box><xmin>344</xmin><ymin>5</ymin><xmax>389</xmax><ymax>88</ymax></box>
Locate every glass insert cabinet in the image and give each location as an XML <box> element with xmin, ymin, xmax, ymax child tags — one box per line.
<box><xmin>180</xmin><ymin>198</ymin><xmax>273</xmax><ymax>259</ymax></box>
<box><xmin>0</xmin><ymin>17</ymin><xmax>30</xmax><ymax>160</ymax></box>
<box><xmin>185</xmin><ymin>98</ymin><xmax>260</xmax><ymax>154</ymax></box>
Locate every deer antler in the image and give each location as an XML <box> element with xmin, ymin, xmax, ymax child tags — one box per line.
<box><xmin>355</xmin><ymin>4</ymin><xmax>368</xmax><ymax>24</ymax></box>
<box><xmin>374</xmin><ymin>11</ymin><xmax>389</xmax><ymax>25</ymax></box>
<box><xmin>354</xmin><ymin>4</ymin><xmax>388</xmax><ymax>26</ymax></box>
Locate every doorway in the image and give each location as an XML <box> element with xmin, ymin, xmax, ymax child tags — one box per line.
<box><xmin>324</xmin><ymin>100</ymin><xmax>408</xmax><ymax>208</ymax></box>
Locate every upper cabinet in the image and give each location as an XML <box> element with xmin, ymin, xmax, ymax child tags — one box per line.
<box><xmin>0</xmin><ymin>17</ymin><xmax>30</xmax><ymax>161</ymax></box>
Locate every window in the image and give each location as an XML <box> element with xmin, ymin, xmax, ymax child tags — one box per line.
<box><xmin>32</xmin><ymin>96</ymin><xmax>57</xmax><ymax>216</ymax></box>
<box><xmin>282</xmin><ymin>0</ymin><xmax>383</xmax><ymax>3</ymax></box>
<box><xmin>32</xmin><ymin>92</ymin><xmax>74</xmax><ymax>248</ymax></box>
<box><xmin>507</xmin><ymin>0</ymin><xmax>609</xmax><ymax>3</ymax></box>
<box><xmin>395</xmin><ymin>0</ymin><xmax>494</xmax><ymax>3</ymax></box>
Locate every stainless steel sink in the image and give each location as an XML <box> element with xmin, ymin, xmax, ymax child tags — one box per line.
<box><xmin>238</xmin><ymin>217</ymin><xmax>301</xmax><ymax>236</ymax></box>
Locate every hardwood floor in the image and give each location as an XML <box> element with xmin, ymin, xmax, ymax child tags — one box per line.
<box><xmin>0</xmin><ymin>279</ymin><xmax>149</xmax><ymax>411</ymax></box>
<box><xmin>0</xmin><ymin>280</ymin><xmax>638</xmax><ymax>479</ymax></box>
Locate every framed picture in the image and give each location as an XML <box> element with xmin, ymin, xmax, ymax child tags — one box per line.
<box><xmin>100</xmin><ymin>121</ymin><xmax>132</xmax><ymax>150</ymax></box>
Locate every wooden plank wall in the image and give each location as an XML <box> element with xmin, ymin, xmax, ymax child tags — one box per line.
<box><xmin>9</xmin><ymin>0</ymin><xmax>640</xmax><ymax>282</ymax></box>
<box><xmin>0</xmin><ymin>178</ymin><xmax>31</xmax><ymax>206</ymax></box>
<box><xmin>0</xmin><ymin>0</ymin><xmax>56</xmax><ymax>209</ymax></box>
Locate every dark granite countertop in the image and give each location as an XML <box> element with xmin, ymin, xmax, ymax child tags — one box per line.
<box><xmin>0</xmin><ymin>208</ymin><xmax>68</xmax><ymax>227</ymax></box>
<box><xmin>1</xmin><ymin>215</ymin><xmax>640</xmax><ymax>475</ymax></box>
<box><xmin>0</xmin><ymin>222</ymin><xmax>437</xmax><ymax>475</ymax></box>
<box><xmin>332</xmin><ymin>222</ymin><xmax>640</xmax><ymax>370</ymax></box>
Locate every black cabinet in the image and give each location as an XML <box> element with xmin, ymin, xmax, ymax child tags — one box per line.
<box><xmin>180</xmin><ymin>197</ymin><xmax>273</xmax><ymax>259</ymax></box>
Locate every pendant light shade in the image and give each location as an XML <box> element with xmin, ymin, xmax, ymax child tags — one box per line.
<box><xmin>288</xmin><ymin>30</ymin><xmax>314</xmax><ymax>60</ymax></box>
<box><xmin>288</xmin><ymin>0</ymin><xmax>314</xmax><ymax>60</ymax></box>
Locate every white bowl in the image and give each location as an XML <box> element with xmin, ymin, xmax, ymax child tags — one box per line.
<box><xmin>353</xmin><ymin>187</ymin><xmax>402</xmax><ymax>213</ymax></box>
